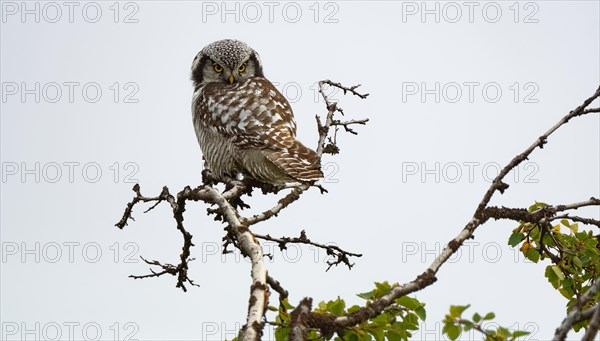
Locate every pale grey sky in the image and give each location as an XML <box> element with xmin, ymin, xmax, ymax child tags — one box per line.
<box><xmin>1</xmin><ymin>1</ymin><xmax>599</xmax><ymax>340</ymax></box>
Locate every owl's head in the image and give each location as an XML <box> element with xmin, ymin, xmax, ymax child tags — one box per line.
<box><xmin>191</xmin><ymin>39</ymin><xmax>264</xmax><ymax>87</ymax></box>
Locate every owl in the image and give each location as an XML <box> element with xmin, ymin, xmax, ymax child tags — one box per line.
<box><xmin>191</xmin><ymin>39</ymin><xmax>323</xmax><ymax>186</ymax></box>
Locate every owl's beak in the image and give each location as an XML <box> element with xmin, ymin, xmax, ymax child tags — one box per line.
<box><xmin>228</xmin><ymin>75</ymin><xmax>235</xmax><ymax>84</ymax></box>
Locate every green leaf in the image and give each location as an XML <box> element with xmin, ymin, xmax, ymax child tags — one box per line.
<box><xmin>385</xmin><ymin>330</ymin><xmax>404</xmax><ymax>341</ymax></box>
<box><xmin>560</xmin><ymin>278</ymin><xmax>575</xmax><ymax>298</ymax></box>
<box><xmin>545</xmin><ymin>266</ymin><xmax>560</xmax><ymax>289</ymax></box>
<box><xmin>496</xmin><ymin>327</ymin><xmax>510</xmax><ymax>340</ymax></box>
<box><xmin>415</xmin><ymin>306</ymin><xmax>427</xmax><ymax>321</ymax></box>
<box><xmin>267</xmin><ymin>305</ymin><xmax>277</xmax><ymax>312</ymax></box>
<box><xmin>443</xmin><ymin>323</ymin><xmax>462</xmax><ymax>341</ymax></box>
<box><xmin>525</xmin><ymin>248</ymin><xmax>540</xmax><ymax>263</ymax></box>
<box><xmin>498</xmin><ymin>326</ymin><xmax>510</xmax><ymax>337</ymax></box>
<box><xmin>371</xmin><ymin>313</ymin><xmax>388</xmax><ymax>327</ymax></box>
<box><xmin>511</xmin><ymin>330</ymin><xmax>531</xmax><ymax>338</ymax></box>
<box><xmin>482</xmin><ymin>312</ymin><xmax>495</xmax><ymax>321</ymax></box>
<box><xmin>374</xmin><ymin>281</ymin><xmax>394</xmax><ymax>297</ymax></box>
<box><xmin>572</xmin><ymin>256</ymin><xmax>583</xmax><ymax>268</ymax></box>
<box><xmin>449</xmin><ymin>305</ymin><xmax>470</xmax><ymax>318</ymax></box>
<box><xmin>529</xmin><ymin>226</ymin><xmax>540</xmax><ymax>240</ymax></box>
<box><xmin>368</xmin><ymin>328</ymin><xmax>385</xmax><ymax>341</ymax></box>
<box><xmin>346</xmin><ymin>332</ymin><xmax>359</xmax><ymax>341</ymax></box>
<box><xmin>528</xmin><ymin>202</ymin><xmax>547</xmax><ymax>212</ymax></box>
<box><xmin>404</xmin><ymin>312</ymin><xmax>419</xmax><ymax>326</ymax></box>
<box><xmin>348</xmin><ymin>305</ymin><xmax>361</xmax><ymax>314</ymax></box>
<box><xmin>508</xmin><ymin>232</ymin><xmax>525</xmax><ymax>247</ymax></box>
<box><xmin>568</xmin><ymin>222</ymin><xmax>579</xmax><ymax>233</ymax></box>
<box><xmin>551</xmin><ymin>265</ymin><xmax>565</xmax><ymax>281</ymax></box>
<box><xmin>281</xmin><ymin>298</ymin><xmax>294</xmax><ymax>310</ymax></box>
<box><xmin>274</xmin><ymin>327</ymin><xmax>290</xmax><ymax>341</ymax></box>
<box><xmin>396</xmin><ymin>296</ymin><xmax>420</xmax><ymax>310</ymax></box>
<box><xmin>327</xmin><ymin>299</ymin><xmax>346</xmax><ymax>316</ymax></box>
<box><xmin>473</xmin><ymin>313</ymin><xmax>481</xmax><ymax>323</ymax></box>
<box><xmin>584</xmin><ymin>238</ymin><xmax>598</xmax><ymax>249</ymax></box>
<box><xmin>543</xmin><ymin>234</ymin><xmax>556</xmax><ymax>247</ymax></box>
<box><xmin>357</xmin><ymin>291</ymin><xmax>373</xmax><ymax>300</ymax></box>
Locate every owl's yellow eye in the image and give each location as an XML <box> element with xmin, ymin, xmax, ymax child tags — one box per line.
<box><xmin>213</xmin><ymin>64</ymin><xmax>223</xmax><ymax>73</ymax></box>
<box><xmin>238</xmin><ymin>64</ymin><xmax>246</xmax><ymax>73</ymax></box>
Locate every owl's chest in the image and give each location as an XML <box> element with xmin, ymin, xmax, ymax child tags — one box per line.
<box><xmin>194</xmin><ymin>124</ymin><xmax>240</xmax><ymax>176</ymax></box>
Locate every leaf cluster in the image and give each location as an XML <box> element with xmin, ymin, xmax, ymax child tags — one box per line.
<box><xmin>508</xmin><ymin>202</ymin><xmax>600</xmax><ymax>332</ymax></box>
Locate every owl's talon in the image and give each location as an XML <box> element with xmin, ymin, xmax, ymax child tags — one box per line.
<box><xmin>201</xmin><ymin>169</ymin><xmax>217</xmax><ymax>186</ymax></box>
<box><xmin>314</xmin><ymin>183</ymin><xmax>328</xmax><ymax>194</ymax></box>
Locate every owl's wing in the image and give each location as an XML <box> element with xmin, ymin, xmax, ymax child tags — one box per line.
<box><xmin>197</xmin><ymin>77</ymin><xmax>322</xmax><ymax>181</ymax></box>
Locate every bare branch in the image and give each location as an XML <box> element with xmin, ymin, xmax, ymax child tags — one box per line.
<box><xmin>555</xmin><ymin>197</ymin><xmax>600</xmax><ymax>212</ymax></box>
<box><xmin>115</xmin><ymin>184</ymin><xmax>163</xmax><ymax>228</ymax></box>
<box><xmin>115</xmin><ymin>185</ymin><xmax>197</xmax><ymax>291</ymax></box>
<box><xmin>552</xmin><ymin>214</ymin><xmax>600</xmax><ymax>228</ymax></box>
<box><xmin>267</xmin><ymin>274</ymin><xmax>289</xmax><ymax>308</ymax></box>
<box><xmin>483</xmin><ymin>197</ymin><xmax>600</xmax><ymax>225</ymax></box>
<box><xmin>316</xmin><ymin>80</ymin><xmax>369</xmax><ymax>156</ymax></box>
<box><xmin>254</xmin><ymin>230</ymin><xmax>362</xmax><ymax>270</ymax></box>
<box><xmin>129</xmin><ymin>256</ymin><xmax>200</xmax><ymax>290</ymax></box>
<box><xmin>243</xmin><ymin>187</ymin><xmax>306</xmax><ymax>226</ymax></box>
<box><xmin>331</xmin><ymin>118</ymin><xmax>370</xmax><ymax>135</ymax></box>
<box><xmin>319</xmin><ymin>80</ymin><xmax>370</xmax><ymax>101</ymax></box>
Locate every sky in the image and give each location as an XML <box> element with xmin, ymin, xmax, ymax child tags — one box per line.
<box><xmin>1</xmin><ymin>1</ymin><xmax>599</xmax><ymax>340</ymax></box>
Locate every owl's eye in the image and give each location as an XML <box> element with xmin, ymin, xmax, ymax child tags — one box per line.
<box><xmin>213</xmin><ymin>64</ymin><xmax>223</xmax><ymax>73</ymax></box>
<box><xmin>238</xmin><ymin>64</ymin><xmax>246</xmax><ymax>73</ymax></box>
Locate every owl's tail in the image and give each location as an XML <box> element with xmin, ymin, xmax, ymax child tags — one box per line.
<box><xmin>265</xmin><ymin>141</ymin><xmax>324</xmax><ymax>182</ymax></box>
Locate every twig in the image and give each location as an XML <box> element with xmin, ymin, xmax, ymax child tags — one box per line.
<box><xmin>115</xmin><ymin>185</ymin><xmax>197</xmax><ymax>292</ymax></box>
<box><xmin>555</xmin><ymin>197</ymin><xmax>600</xmax><ymax>212</ymax></box>
<box><xmin>320</xmin><ymin>80</ymin><xmax>370</xmax><ymax>100</ymax></box>
<box><xmin>129</xmin><ymin>256</ymin><xmax>199</xmax><ymax>289</ymax></box>
<box><xmin>316</xmin><ymin>80</ymin><xmax>369</xmax><ymax>156</ymax></box>
<box><xmin>254</xmin><ymin>230</ymin><xmax>362</xmax><ymax>270</ymax></box>
<box><xmin>243</xmin><ymin>188</ymin><xmax>305</xmax><ymax>226</ymax></box>
<box><xmin>331</xmin><ymin>119</ymin><xmax>370</xmax><ymax>135</ymax></box>
<box><xmin>267</xmin><ymin>274</ymin><xmax>289</xmax><ymax>310</ymax></box>
<box><xmin>552</xmin><ymin>214</ymin><xmax>600</xmax><ymax>228</ymax></box>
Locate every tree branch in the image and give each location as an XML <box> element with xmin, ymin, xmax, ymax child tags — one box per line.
<box><xmin>331</xmin><ymin>118</ymin><xmax>369</xmax><ymax>135</ymax></box>
<box><xmin>254</xmin><ymin>230</ymin><xmax>362</xmax><ymax>271</ymax></box>
<box><xmin>483</xmin><ymin>197</ymin><xmax>600</xmax><ymax>225</ymax></box>
<box><xmin>267</xmin><ymin>274</ymin><xmax>289</xmax><ymax>308</ymax></box>
<box><xmin>289</xmin><ymin>298</ymin><xmax>313</xmax><ymax>341</ymax></box>
<box><xmin>116</xmin><ymin>185</ymin><xmax>198</xmax><ymax>291</ymax></box>
<box><xmin>553</xmin><ymin>277</ymin><xmax>600</xmax><ymax>340</ymax></box>
<box><xmin>582</xmin><ymin>303</ymin><xmax>600</xmax><ymax>341</ymax></box>
<box><xmin>303</xmin><ymin>86</ymin><xmax>600</xmax><ymax>336</ymax></box>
